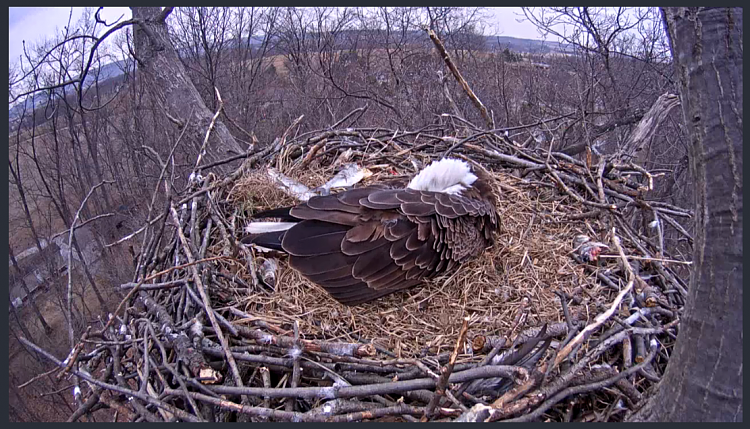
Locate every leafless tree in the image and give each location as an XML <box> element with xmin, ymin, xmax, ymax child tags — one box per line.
<box><xmin>522</xmin><ymin>7</ymin><xmax>675</xmax><ymax>154</ymax></box>
<box><xmin>627</xmin><ymin>7</ymin><xmax>743</xmax><ymax>421</ymax></box>
<box><xmin>130</xmin><ymin>7</ymin><xmax>245</xmax><ymax>165</ymax></box>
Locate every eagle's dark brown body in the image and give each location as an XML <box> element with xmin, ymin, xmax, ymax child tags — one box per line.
<box><xmin>243</xmin><ymin>160</ymin><xmax>499</xmax><ymax>305</ymax></box>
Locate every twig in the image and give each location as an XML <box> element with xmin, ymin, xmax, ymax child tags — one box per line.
<box><xmin>298</xmin><ymin>140</ymin><xmax>328</xmax><ymax>169</ymax></box>
<box><xmin>507</xmin><ymin>296</ymin><xmax>531</xmax><ymax>344</ymax></box>
<box><xmin>206</xmin><ymin>364</ymin><xmax>527</xmax><ymax>399</ymax></box>
<box><xmin>119</xmin><ymin>279</ymin><xmax>187</xmax><ymax>291</ymax></box>
<box><xmin>547</xmin><ymin>167</ymin><xmax>617</xmax><ymax>210</ymax></box>
<box><xmin>138</xmin><ymin>292</ymin><xmax>219</xmax><ymax>383</ymax></box>
<box><xmin>134</xmin><ymin>107</ymin><xmax>193</xmax><ymax>279</ymax></box>
<box><xmin>426</xmin><ymin>29</ymin><xmax>492</xmax><ymax>128</ymax></box>
<box><xmin>169</xmin><ymin>202</ymin><xmax>245</xmax><ymax>389</ymax></box>
<box><xmin>18</xmin><ymin>366</ymin><xmax>60</xmax><ymax>389</ymax></box>
<box><xmin>555</xmin><ymin>291</ymin><xmax>576</xmax><ymax>333</ymax></box>
<box><xmin>163</xmin><ymin>387</ymin><xmax>426</xmax><ymax>422</ymax></box>
<box><xmin>597</xmin><ymin>255</ymin><xmax>692</xmax><ymax>265</ymax></box>
<box><xmin>51</xmin><ymin>213</ymin><xmax>115</xmax><ymax>241</ymax></box>
<box><xmin>67</xmin><ymin>180</ymin><xmax>114</xmax><ymax>346</ymax></box>
<box><xmin>552</xmin><ymin>280</ymin><xmax>634</xmax><ymax>368</ymax></box>
<box><xmin>198</xmin><ymin>149</ymin><xmax>258</xmax><ymax>172</ymax></box>
<box><xmin>66</xmin><ymin>362</ymin><xmax>113</xmax><ymax>422</ymax></box>
<box><xmin>490</xmin><ymin>365</ymin><xmax>546</xmax><ymax>411</ymax></box>
<box><xmin>17</xmin><ymin>337</ymin><xmax>201</xmax><ymax>422</ymax></box>
<box><xmin>146</xmin><ymin>256</ymin><xmax>231</xmax><ymax>283</ymax></box>
<box><xmin>422</xmin><ymin>316</ymin><xmax>469</xmax><ymax>421</ymax></box>
<box><xmin>145</xmin><ymin>323</ymin><xmax>205</xmax><ymax>420</ymax></box>
<box><xmin>503</xmin><ymin>341</ymin><xmax>659</xmax><ymax>422</ymax></box>
<box><xmin>97</xmin><ymin>255</ymin><xmax>230</xmax><ymax>338</ymax></box>
<box><xmin>611</xmin><ymin>228</ymin><xmax>636</xmax><ymax>282</ymax></box>
<box><xmin>286</xmin><ymin>321</ymin><xmax>302</xmax><ymax>412</ymax></box>
<box><xmin>331</xmin><ymin>105</ymin><xmax>369</xmax><ymax>129</ymax></box>
<box><xmin>194</xmin><ymin>86</ymin><xmax>225</xmax><ymax>170</ymax></box>
<box><xmin>260</xmin><ymin>366</ymin><xmax>272</xmax><ymax>412</ymax></box>
<box><xmin>660</xmin><ymin>212</ymin><xmax>694</xmax><ymax>243</ymax></box>
<box><xmin>225</xmin><ymin>315</ymin><xmax>376</xmax><ymax>358</ymax></box>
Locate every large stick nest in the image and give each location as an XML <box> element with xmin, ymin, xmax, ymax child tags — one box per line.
<box><xmin>25</xmin><ymin>123</ymin><xmax>692</xmax><ymax>422</ymax></box>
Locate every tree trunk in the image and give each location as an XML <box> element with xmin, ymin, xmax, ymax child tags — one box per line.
<box><xmin>130</xmin><ymin>7</ymin><xmax>245</xmax><ymax>168</ymax></box>
<box><xmin>629</xmin><ymin>7</ymin><xmax>742</xmax><ymax>422</ymax></box>
<box><xmin>621</xmin><ymin>93</ymin><xmax>680</xmax><ymax>158</ymax></box>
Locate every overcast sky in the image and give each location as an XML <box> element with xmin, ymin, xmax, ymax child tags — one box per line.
<box><xmin>9</xmin><ymin>7</ymin><xmax>131</xmax><ymax>64</ymax></box>
<box><xmin>9</xmin><ymin>7</ymin><xmax>546</xmax><ymax>65</ymax></box>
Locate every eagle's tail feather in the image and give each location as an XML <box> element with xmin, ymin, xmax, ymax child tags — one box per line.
<box><xmin>252</xmin><ymin>206</ymin><xmax>296</xmax><ymax>221</ymax></box>
<box><xmin>241</xmin><ymin>230</ymin><xmax>288</xmax><ymax>252</ymax></box>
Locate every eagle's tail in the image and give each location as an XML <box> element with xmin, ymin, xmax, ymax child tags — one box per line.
<box><xmin>241</xmin><ymin>229</ymin><xmax>288</xmax><ymax>252</ymax></box>
<box><xmin>241</xmin><ymin>206</ymin><xmax>298</xmax><ymax>252</ymax></box>
<box><xmin>251</xmin><ymin>206</ymin><xmax>297</xmax><ymax>221</ymax></box>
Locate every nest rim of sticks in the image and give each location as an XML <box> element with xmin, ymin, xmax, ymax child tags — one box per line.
<box><xmin>23</xmin><ymin>122</ymin><xmax>692</xmax><ymax>423</ymax></box>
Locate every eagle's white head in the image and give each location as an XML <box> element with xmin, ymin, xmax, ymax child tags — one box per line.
<box><xmin>407</xmin><ymin>158</ymin><xmax>478</xmax><ymax>194</ymax></box>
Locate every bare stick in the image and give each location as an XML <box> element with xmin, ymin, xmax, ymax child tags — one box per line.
<box><xmin>426</xmin><ymin>29</ymin><xmax>492</xmax><ymax>128</ymax></box>
<box><xmin>331</xmin><ymin>105</ymin><xmax>369</xmax><ymax>129</ymax></box>
<box><xmin>503</xmin><ymin>342</ymin><xmax>659</xmax><ymax>422</ymax></box>
<box><xmin>67</xmin><ymin>180</ymin><xmax>114</xmax><ymax>346</ymax></box>
<box><xmin>611</xmin><ymin>228</ymin><xmax>636</xmax><ymax>282</ymax></box>
<box><xmin>552</xmin><ymin>280</ymin><xmax>634</xmax><ymax>368</ymax></box>
<box><xmin>597</xmin><ymin>255</ymin><xmax>692</xmax><ymax>265</ymax></box>
<box><xmin>194</xmin><ymin>87</ymin><xmax>225</xmax><ymax>170</ymax></box>
<box><xmin>51</xmin><ymin>213</ymin><xmax>115</xmax><ymax>241</ymax></box>
<box><xmin>286</xmin><ymin>321</ymin><xmax>302</xmax><ymax>412</ymax></box>
<box><xmin>18</xmin><ymin>337</ymin><xmax>200</xmax><ymax>422</ymax></box>
<box><xmin>226</xmin><ymin>309</ymin><xmax>376</xmax><ymax>358</ymax></box>
<box><xmin>490</xmin><ymin>364</ymin><xmax>546</xmax><ymax>410</ymax></box>
<box><xmin>260</xmin><ymin>366</ymin><xmax>272</xmax><ymax>411</ymax></box>
<box><xmin>206</xmin><ymin>365</ymin><xmax>526</xmax><ymax>400</ymax></box>
<box><xmin>163</xmin><ymin>388</ymin><xmax>427</xmax><ymax>422</ymax></box>
<box><xmin>146</xmin><ymin>255</ymin><xmax>231</xmax><ymax>282</ymax></box>
<box><xmin>145</xmin><ymin>323</ymin><xmax>204</xmax><ymax>420</ymax></box>
<box><xmin>422</xmin><ymin>316</ymin><xmax>470</xmax><ymax>421</ymax></box>
<box><xmin>133</xmin><ymin>107</ymin><xmax>193</xmax><ymax>279</ymax></box>
<box><xmin>169</xmin><ymin>202</ymin><xmax>245</xmax><ymax>389</ymax></box>
<box><xmin>660</xmin><ymin>212</ymin><xmax>694</xmax><ymax>243</ymax></box>
<box><xmin>18</xmin><ymin>366</ymin><xmax>60</xmax><ymax>389</ymax></box>
<box><xmin>97</xmin><ymin>255</ymin><xmax>230</xmax><ymax>337</ymax></box>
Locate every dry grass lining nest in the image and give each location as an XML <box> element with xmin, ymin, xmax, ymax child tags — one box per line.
<box><xmin>223</xmin><ymin>161</ymin><xmax>612</xmax><ymax>359</ymax></box>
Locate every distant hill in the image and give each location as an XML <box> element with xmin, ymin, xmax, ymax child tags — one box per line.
<box><xmin>8</xmin><ymin>58</ymin><xmax>135</xmax><ymax>122</ymax></box>
<box><xmin>489</xmin><ymin>35</ymin><xmax>563</xmax><ymax>54</ymax></box>
<box><xmin>9</xmin><ymin>33</ymin><xmax>562</xmax><ymax>122</ymax></box>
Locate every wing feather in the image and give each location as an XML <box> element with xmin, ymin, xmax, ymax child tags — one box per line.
<box><xmin>271</xmin><ymin>181</ymin><xmax>497</xmax><ymax>305</ymax></box>
<box><xmin>344</xmin><ymin>222</ymin><xmax>379</xmax><ymax>242</ymax></box>
<box><xmin>352</xmin><ymin>246</ymin><xmax>396</xmax><ymax>279</ymax></box>
<box><xmin>406</xmin><ymin>231</ymin><xmax>423</xmax><ymax>251</ymax></box>
<box><xmin>367</xmin><ymin>190</ymin><xmax>403</xmax><ymax>205</ymax></box>
<box><xmin>389</xmin><ymin>235</ymin><xmax>411</xmax><ymax>260</ymax></box>
<box><xmin>305</xmin><ymin>195</ymin><xmax>360</xmax><ymax>213</ymax></box>
<box><xmin>282</xmin><ymin>220</ymin><xmax>349</xmax><ymax>256</ymax></box>
<box><xmin>289</xmin><ymin>205</ymin><xmax>360</xmax><ymax>226</ymax></box>
<box><xmin>400</xmin><ymin>202</ymin><xmax>436</xmax><ymax>216</ymax></box>
<box><xmin>384</xmin><ymin>219</ymin><xmax>415</xmax><ymax>241</ymax></box>
<box><xmin>290</xmin><ymin>252</ymin><xmax>356</xmax><ymax>276</ymax></box>
<box><xmin>341</xmin><ymin>233</ymin><xmax>389</xmax><ymax>255</ymax></box>
<box><xmin>304</xmin><ymin>265</ymin><xmax>354</xmax><ymax>282</ymax></box>
<box><xmin>336</xmin><ymin>187</ymin><xmax>381</xmax><ymax>206</ymax></box>
<box><xmin>394</xmin><ymin>189</ymin><xmax>423</xmax><ymax>203</ymax></box>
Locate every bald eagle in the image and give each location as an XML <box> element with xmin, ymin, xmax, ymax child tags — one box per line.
<box><xmin>242</xmin><ymin>158</ymin><xmax>499</xmax><ymax>305</ymax></box>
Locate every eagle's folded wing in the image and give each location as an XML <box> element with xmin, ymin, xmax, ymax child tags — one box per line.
<box><xmin>280</xmin><ymin>187</ymin><xmax>493</xmax><ymax>305</ymax></box>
